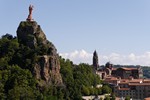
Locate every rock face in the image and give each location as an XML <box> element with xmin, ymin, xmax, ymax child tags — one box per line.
<box><xmin>17</xmin><ymin>21</ymin><xmax>62</xmax><ymax>86</ymax></box>
<box><xmin>17</xmin><ymin>21</ymin><xmax>47</xmax><ymax>48</ymax></box>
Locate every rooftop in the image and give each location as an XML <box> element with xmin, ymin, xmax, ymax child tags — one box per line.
<box><xmin>129</xmin><ymin>83</ymin><xmax>150</xmax><ymax>86</ymax></box>
<box><xmin>144</xmin><ymin>97</ymin><xmax>150</xmax><ymax>100</ymax></box>
<box><xmin>121</xmin><ymin>67</ymin><xmax>138</xmax><ymax>71</ymax></box>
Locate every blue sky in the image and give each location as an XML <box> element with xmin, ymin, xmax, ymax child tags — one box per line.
<box><xmin>1</xmin><ymin>0</ymin><xmax>150</xmax><ymax>65</ymax></box>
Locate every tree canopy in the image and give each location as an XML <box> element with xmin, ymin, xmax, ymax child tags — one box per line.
<box><xmin>0</xmin><ymin>34</ymin><xmax>112</xmax><ymax>100</ymax></box>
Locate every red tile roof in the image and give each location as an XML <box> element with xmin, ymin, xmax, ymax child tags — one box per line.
<box><xmin>112</xmin><ymin>68</ymin><xmax>117</xmax><ymax>70</ymax></box>
<box><xmin>144</xmin><ymin>97</ymin><xmax>150</xmax><ymax>100</ymax></box>
<box><xmin>129</xmin><ymin>83</ymin><xmax>150</xmax><ymax>86</ymax></box>
<box><xmin>121</xmin><ymin>67</ymin><xmax>137</xmax><ymax>71</ymax></box>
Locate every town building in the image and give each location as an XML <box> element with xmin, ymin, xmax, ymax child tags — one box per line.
<box><xmin>96</xmin><ymin>61</ymin><xmax>143</xmax><ymax>79</ymax></box>
<box><xmin>92</xmin><ymin>51</ymin><xmax>150</xmax><ymax>100</ymax></box>
<box><xmin>104</xmin><ymin>77</ymin><xmax>150</xmax><ymax>100</ymax></box>
<box><xmin>112</xmin><ymin>67</ymin><xmax>143</xmax><ymax>79</ymax></box>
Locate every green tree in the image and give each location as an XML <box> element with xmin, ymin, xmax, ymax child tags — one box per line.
<box><xmin>0</xmin><ymin>35</ymin><xmax>19</xmax><ymax>68</ymax></box>
<box><xmin>88</xmin><ymin>87</ymin><xmax>94</xmax><ymax>95</ymax></box>
<box><xmin>2</xmin><ymin>65</ymin><xmax>40</xmax><ymax>99</ymax></box>
<box><xmin>0</xmin><ymin>83</ymin><xmax>6</xmax><ymax>100</ymax></box>
<box><xmin>81</xmin><ymin>86</ymin><xmax>90</xmax><ymax>96</ymax></box>
<box><xmin>97</xmin><ymin>88</ymin><xmax>102</xmax><ymax>95</ymax></box>
<box><xmin>8</xmin><ymin>86</ymin><xmax>35</xmax><ymax>100</ymax></box>
<box><xmin>104</xmin><ymin>95</ymin><xmax>110</xmax><ymax>100</ymax></box>
<box><xmin>60</xmin><ymin>57</ymin><xmax>101</xmax><ymax>99</ymax></box>
<box><xmin>102</xmin><ymin>85</ymin><xmax>112</xmax><ymax>94</ymax></box>
<box><xmin>111</xmin><ymin>94</ymin><xmax>116</xmax><ymax>100</ymax></box>
<box><xmin>125</xmin><ymin>96</ymin><xmax>130</xmax><ymax>100</ymax></box>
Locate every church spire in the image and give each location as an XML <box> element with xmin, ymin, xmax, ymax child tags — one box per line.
<box><xmin>93</xmin><ymin>50</ymin><xmax>99</xmax><ymax>70</ymax></box>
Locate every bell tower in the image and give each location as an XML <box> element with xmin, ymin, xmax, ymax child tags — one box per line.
<box><xmin>93</xmin><ymin>50</ymin><xmax>99</xmax><ymax>70</ymax></box>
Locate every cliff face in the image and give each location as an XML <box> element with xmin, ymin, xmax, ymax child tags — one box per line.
<box><xmin>17</xmin><ymin>21</ymin><xmax>62</xmax><ymax>86</ymax></box>
<box><xmin>17</xmin><ymin>21</ymin><xmax>47</xmax><ymax>48</ymax></box>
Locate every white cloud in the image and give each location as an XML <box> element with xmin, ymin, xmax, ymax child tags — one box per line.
<box><xmin>60</xmin><ymin>50</ymin><xmax>150</xmax><ymax>66</ymax></box>
<box><xmin>60</xmin><ymin>49</ymin><xmax>92</xmax><ymax>64</ymax></box>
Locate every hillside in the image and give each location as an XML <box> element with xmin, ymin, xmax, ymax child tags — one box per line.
<box><xmin>0</xmin><ymin>20</ymin><xmax>106</xmax><ymax>99</ymax></box>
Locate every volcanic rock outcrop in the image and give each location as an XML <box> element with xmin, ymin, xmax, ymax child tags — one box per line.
<box><xmin>17</xmin><ymin>21</ymin><xmax>62</xmax><ymax>86</ymax></box>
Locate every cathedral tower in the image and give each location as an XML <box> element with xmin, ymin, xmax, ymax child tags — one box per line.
<box><xmin>93</xmin><ymin>50</ymin><xmax>99</xmax><ymax>70</ymax></box>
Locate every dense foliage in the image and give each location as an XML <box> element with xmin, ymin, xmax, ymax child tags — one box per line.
<box><xmin>60</xmin><ymin>58</ymin><xmax>112</xmax><ymax>99</ymax></box>
<box><xmin>0</xmin><ymin>34</ymin><xmax>41</xmax><ymax>99</ymax></box>
<box><xmin>125</xmin><ymin>96</ymin><xmax>130</xmax><ymax>100</ymax></box>
<box><xmin>0</xmin><ymin>34</ymin><xmax>112</xmax><ymax>100</ymax></box>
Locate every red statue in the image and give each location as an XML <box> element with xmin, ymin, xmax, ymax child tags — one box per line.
<box><xmin>26</xmin><ymin>5</ymin><xmax>34</xmax><ymax>21</ymax></box>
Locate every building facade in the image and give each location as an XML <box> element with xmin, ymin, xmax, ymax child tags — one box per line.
<box><xmin>112</xmin><ymin>67</ymin><xmax>143</xmax><ymax>79</ymax></box>
<box><xmin>114</xmin><ymin>79</ymin><xmax>150</xmax><ymax>100</ymax></box>
<box><xmin>92</xmin><ymin>51</ymin><xmax>149</xmax><ymax>100</ymax></box>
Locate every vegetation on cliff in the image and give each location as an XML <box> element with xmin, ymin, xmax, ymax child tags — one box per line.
<box><xmin>0</xmin><ymin>34</ymin><xmax>112</xmax><ymax>100</ymax></box>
